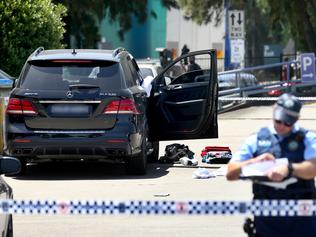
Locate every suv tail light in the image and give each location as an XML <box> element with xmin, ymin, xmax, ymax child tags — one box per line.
<box><xmin>103</xmin><ymin>99</ymin><xmax>140</xmax><ymax>114</ymax></box>
<box><xmin>6</xmin><ymin>98</ymin><xmax>38</xmax><ymax>115</ymax></box>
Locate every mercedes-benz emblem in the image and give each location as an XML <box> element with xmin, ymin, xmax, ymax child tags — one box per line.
<box><xmin>66</xmin><ymin>91</ymin><xmax>73</xmax><ymax>98</ymax></box>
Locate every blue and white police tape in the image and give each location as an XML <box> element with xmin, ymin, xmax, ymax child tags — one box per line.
<box><xmin>0</xmin><ymin>200</ymin><xmax>316</xmax><ymax>216</ymax></box>
<box><xmin>218</xmin><ymin>96</ymin><xmax>316</xmax><ymax>101</ymax></box>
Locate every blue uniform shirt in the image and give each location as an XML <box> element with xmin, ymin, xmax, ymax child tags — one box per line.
<box><xmin>231</xmin><ymin>124</ymin><xmax>316</xmax><ymax>162</ymax></box>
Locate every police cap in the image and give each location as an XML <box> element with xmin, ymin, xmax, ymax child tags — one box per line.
<box><xmin>273</xmin><ymin>93</ymin><xmax>302</xmax><ymax>126</ymax></box>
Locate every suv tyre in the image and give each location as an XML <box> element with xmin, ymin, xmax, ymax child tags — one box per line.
<box><xmin>147</xmin><ymin>141</ymin><xmax>159</xmax><ymax>163</ymax></box>
<box><xmin>126</xmin><ymin>137</ymin><xmax>147</xmax><ymax>175</ymax></box>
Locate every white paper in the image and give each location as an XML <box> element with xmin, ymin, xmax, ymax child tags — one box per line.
<box><xmin>241</xmin><ymin>158</ymin><xmax>289</xmax><ymax>177</ymax></box>
<box><xmin>240</xmin><ymin>158</ymin><xmax>298</xmax><ymax>189</ymax></box>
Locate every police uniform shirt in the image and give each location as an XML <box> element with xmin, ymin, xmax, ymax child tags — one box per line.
<box><xmin>231</xmin><ymin>124</ymin><xmax>316</xmax><ymax>162</ymax></box>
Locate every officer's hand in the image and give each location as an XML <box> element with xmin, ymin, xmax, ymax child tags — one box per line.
<box><xmin>266</xmin><ymin>165</ymin><xmax>288</xmax><ymax>182</ymax></box>
<box><xmin>253</xmin><ymin>153</ymin><xmax>275</xmax><ymax>163</ymax></box>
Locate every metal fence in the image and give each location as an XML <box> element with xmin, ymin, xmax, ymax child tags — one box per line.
<box><xmin>216</xmin><ymin>59</ymin><xmax>316</xmax><ymax>112</ymax></box>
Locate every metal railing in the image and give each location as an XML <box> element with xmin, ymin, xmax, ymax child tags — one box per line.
<box><xmin>217</xmin><ymin>60</ymin><xmax>316</xmax><ymax>111</ymax></box>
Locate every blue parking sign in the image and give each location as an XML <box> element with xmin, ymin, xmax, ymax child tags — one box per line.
<box><xmin>300</xmin><ymin>53</ymin><xmax>315</xmax><ymax>82</ymax></box>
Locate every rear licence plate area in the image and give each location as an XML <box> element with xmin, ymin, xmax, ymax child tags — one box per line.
<box><xmin>48</xmin><ymin>104</ymin><xmax>91</xmax><ymax>117</ymax></box>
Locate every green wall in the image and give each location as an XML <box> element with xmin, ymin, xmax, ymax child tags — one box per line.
<box><xmin>99</xmin><ymin>0</ymin><xmax>166</xmax><ymax>59</ymax></box>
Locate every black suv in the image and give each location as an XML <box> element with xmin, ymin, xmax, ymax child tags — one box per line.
<box><xmin>4</xmin><ymin>47</ymin><xmax>218</xmax><ymax>175</ymax></box>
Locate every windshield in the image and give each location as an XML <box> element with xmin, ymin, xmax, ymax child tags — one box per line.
<box><xmin>139</xmin><ymin>68</ymin><xmax>154</xmax><ymax>78</ymax></box>
<box><xmin>20</xmin><ymin>60</ymin><xmax>124</xmax><ymax>90</ymax></box>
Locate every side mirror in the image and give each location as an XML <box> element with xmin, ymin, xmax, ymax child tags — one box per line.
<box><xmin>0</xmin><ymin>157</ymin><xmax>21</xmax><ymax>175</ymax></box>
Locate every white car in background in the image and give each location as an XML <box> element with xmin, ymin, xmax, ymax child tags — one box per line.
<box><xmin>137</xmin><ymin>59</ymin><xmax>163</xmax><ymax>78</ymax></box>
<box><xmin>137</xmin><ymin>59</ymin><xmax>164</xmax><ymax>97</ymax></box>
<box><xmin>0</xmin><ymin>69</ymin><xmax>14</xmax><ymax>88</ymax></box>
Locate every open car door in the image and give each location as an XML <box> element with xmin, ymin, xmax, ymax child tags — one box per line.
<box><xmin>148</xmin><ymin>50</ymin><xmax>218</xmax><ymax>141</ymax></box>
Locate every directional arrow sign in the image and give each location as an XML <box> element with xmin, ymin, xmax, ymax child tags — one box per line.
<box><xmin>228</xmin><ymin>10</ymin><xmax>244</xmax><ymax>39</ymax></box>
<box><xmin>300</xmin><ymin>53</ymin><xmax>315</xmax><ymax>82</ymax></box>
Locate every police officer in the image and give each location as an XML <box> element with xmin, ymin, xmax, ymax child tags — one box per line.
<box><xmin>226</xmin><ymin>93</ymin><xmax>316</xmax><ymax>237</ymax></box>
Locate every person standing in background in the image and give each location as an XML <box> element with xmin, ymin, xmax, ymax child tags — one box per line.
<box><xmin>181</xmin><ymin>44</ymin><xmax>190</xmax><ymax>66</ymax></box>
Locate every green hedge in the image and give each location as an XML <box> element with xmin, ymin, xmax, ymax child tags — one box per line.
<box><xmin>0</xmin><ymin>0</ymin><xmax>67</xmax><ymax>77</ymax></box>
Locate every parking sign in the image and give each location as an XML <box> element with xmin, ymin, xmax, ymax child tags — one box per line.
<box><xmin>230</xmin><ymin>39</ymin><xmax>245</xmax><ymax>64</ymax></box>
<box><xmin>300</xmin><ymin>53</ymin><xmax>315</xmax><ymax>82</ymax></box>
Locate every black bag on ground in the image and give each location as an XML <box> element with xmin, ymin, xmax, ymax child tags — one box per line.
<box><xmin>159</xmin><ymin>143</ymin><xmax>194</xmax><ymax>163</ymax></box>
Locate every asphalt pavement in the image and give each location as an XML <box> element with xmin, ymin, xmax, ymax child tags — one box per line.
<box><xmin>4</xmin><ymin>102</ymin><xmax>316</xmax><ymax>237</ymax></box>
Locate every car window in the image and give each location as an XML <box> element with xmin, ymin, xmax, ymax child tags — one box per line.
<box><xmin>139</xmin><ymin>68</ymin><xmax>154</xmax><ymax>78</ymax></box>
<box><xmin>19</xmin><ymin>60</ymin><xmax>124</xmax><ymax>91</ymax></box>
<box><xmin>127</xmin><ymin>60</ymin><xmax>142</xmax><ymax>86</ymax></box>
<box><xmin>156</xmin><ymin>66</ymin><xmax>163</xmax><ymax>75</ymax></box>
<box><xmin>218</xmin><ymin>73</ymin><xmax>257</xmax><ymax>89</ymax></box>
<box><xmin>165</xmin><ymin>54</ymin><xmax>210</xmax><ymax>85</ymax></box>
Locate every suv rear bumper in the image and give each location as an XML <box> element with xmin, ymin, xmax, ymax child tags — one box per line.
<box><xmin>5</xmin><ymin>132</ymin><xmax>143</xmax><ymax>160</ymax></box>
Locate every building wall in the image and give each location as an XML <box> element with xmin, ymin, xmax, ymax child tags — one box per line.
<box><xmin>98</xmin><ymin>1</ymin><xmax>225</xmax><ymax>66</ymax></box>
<box><xmin>148</xmin><ymin>0</ymin><xmax>167</xmax><ymax>58</ymax></box>
<box><xmin>166</xmin><ymin>8</ymin><xmax>225</xmax><ymax>70</ymax></box>
<box><xmin>99</xmin><ymin>0</ymin><xmax>166</xmax><ymax>59</ymax></box>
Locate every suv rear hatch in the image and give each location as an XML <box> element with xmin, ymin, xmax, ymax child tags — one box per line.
<box><xmin>8</xmin><ymin>60</ymin><xmax>136</xmax><ymax>130</ymax></box>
